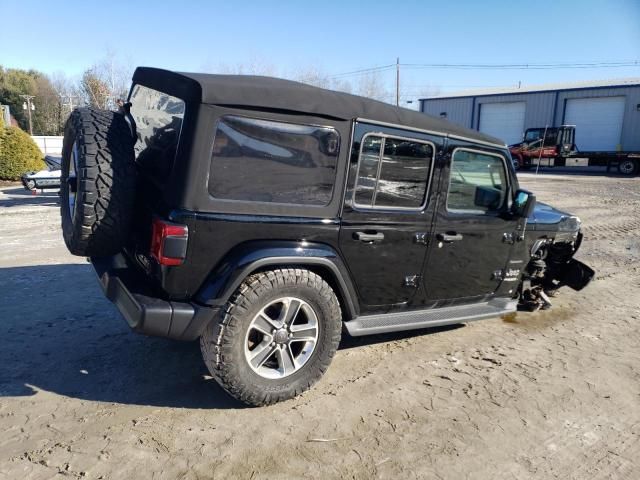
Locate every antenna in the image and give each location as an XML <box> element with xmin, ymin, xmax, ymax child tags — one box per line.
<box><xmin>535</xmin><ymin>125</ymin><xmax>549</xmax><ymax>176</ymax></box>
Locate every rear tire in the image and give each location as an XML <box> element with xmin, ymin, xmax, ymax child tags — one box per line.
<box><xmin>200</xmin><ymin>269</ymin><xmax>342</xmax><ymax>406</ymax></box>
<box><xmin>618</xmin><ymin>159</ymin><xmax>638</xmax><ymax>176</ymax></box>
<box><xmin>60</xmin><ymin>108</ymin><xmax>136</xmax><ymax>257</ymax></box>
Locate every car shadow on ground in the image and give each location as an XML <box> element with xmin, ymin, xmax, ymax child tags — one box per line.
<box><xmin>0</xmin><ymin>263</ymin><xmax>242</xmax><ymax>409</ymax></box>
<box><xmin>0</xmin><ymin>263</ymin><xmax>456</xmax><ymax>410</ymax></box>
<box><xmin>0</xmin><ymin>187</ymin><xmax>60</xmax><ymax>207</ymax></box>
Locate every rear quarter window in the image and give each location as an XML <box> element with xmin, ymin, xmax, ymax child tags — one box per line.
<box><xmin>129</xmin><ymin>84</ymin><xmax>185</xmax><ymax>179</ymax></box>
<box><xmin>208</xmin><ymin>116</ymin><xmax>340</xmax><ymax>206</ymax></box>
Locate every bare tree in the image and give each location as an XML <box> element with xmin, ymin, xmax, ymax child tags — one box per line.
<box><xmin>292</xmin><ymin>66</ymin><xmax>354</xmax><ymax>95</ymax></box>
<box><xmin>356</xmin><ymin>71</ymin><xmax>388</xmax><ymax>102</ymax></box>
<box><xmin>210</xmin><ymin>56</ymin><xmax>277</xmax><ymax>76</ymax></box>
<box><xmin>49</xmin><ymin>71</ymin><xmax>82</xmax><ymax>129</ymax></box>
<box><xmin>292</xmin><ymin>66</ymin><xmax>332</xmax><ymax>89</ymax></box>
<box><xmin>330</xmin><ymin>78</ymin><xmax>353</xmax><ymax>95</ymax></box>
<box><xmin>96</xmin><ymin>50</ymin><xmax>133</xmax><ymax>101</ymax></box>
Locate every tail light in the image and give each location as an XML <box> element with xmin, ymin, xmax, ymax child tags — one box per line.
<box><xmin>150</xmin><ymin>217</ymin><xmax>188</xmax><ymax>266</ymax></box>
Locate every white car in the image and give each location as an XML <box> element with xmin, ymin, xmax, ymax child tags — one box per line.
<box><xmin>21</xmin><ymin>155</ymin><xmax>62</xmax><ymax>190</ymax></box>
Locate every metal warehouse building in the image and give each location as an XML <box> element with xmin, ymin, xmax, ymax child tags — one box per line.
<box><xmin>419</xmin><ymin>78</ymin><xmax>640</xmax><ymax>151</ymax></box>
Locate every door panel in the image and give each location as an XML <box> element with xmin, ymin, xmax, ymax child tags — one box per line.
<box><xmin>422</xmin><ymin>143</ymin><xmax>520</xmax><ymax>303</ymax></box>
<box><xmin>339</xmin><ymin>122</ymin><xmax>444</xmax><ymax>312</ymax></box>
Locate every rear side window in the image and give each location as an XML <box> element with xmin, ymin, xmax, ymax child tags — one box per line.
<box><xmin>447</xmin><ymin>149</ymin><xmax>507</xmax><ymax>213</ymax></box>
<box><xmin>354</xmin><ymin>135</ymin><xmax>433</xmax><ymax>210</ymax></box>
<box><xmin>129</xmin><ymin>84</ymin><xmax>185</xmax><ymax>178</ymax></box>
<box><xmin>209</xmin><ymin>116</ymin><xmax>340</xmax><ymax>206</ymax></box>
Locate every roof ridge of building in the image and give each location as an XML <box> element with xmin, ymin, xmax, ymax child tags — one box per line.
<box><xmin>422</xmin><ymin>77</ymin><xmax>640</xmax><ymax>100</ymax></box>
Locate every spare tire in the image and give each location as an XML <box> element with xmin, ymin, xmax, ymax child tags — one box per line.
<box><xmin>60</xmin><ymin>107</ymin><xmax>136</xmax><ymax>257</ymax></box>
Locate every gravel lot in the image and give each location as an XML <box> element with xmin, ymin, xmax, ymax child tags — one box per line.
<box><xmin>1</xmin><ymin>171</ymin><xmax>639</xmax><ymax>479</ymax></box>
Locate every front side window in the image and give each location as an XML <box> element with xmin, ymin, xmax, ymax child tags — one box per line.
<box><xmin>447</xmin><ymin>149</ymin><xmax>507</xmax><ymax>213</ymax></box>
<box><xmin>209</xmin><ymin>116</ymin><xmax>340</xmax><ymax>206</ymax></box>
<box><xmin>354</xmin><ymin>135</ymin><xmax>433</xmax><ymax>210</ymax></box>
<box><xmin>129</xmin><ymin>84</ymin><xmax>185</xmax><ymax>179</ymax></box>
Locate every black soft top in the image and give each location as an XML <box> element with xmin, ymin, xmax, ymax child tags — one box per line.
<box><xmin>132</xmin><ymin>67</ymin><xmax>504</xmax><ymax>146</ymax></box>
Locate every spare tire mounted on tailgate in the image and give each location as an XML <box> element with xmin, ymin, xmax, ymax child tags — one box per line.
<box><xmin>60</xmin><ymin>107</ymin><xmax>136</xmax><ymax>257</ymax></box>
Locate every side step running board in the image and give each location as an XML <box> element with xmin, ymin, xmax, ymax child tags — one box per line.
<box><xmin>345</xmin><ymin>298</ymin><xmax>517</xmax><ymax>337</ymax></box>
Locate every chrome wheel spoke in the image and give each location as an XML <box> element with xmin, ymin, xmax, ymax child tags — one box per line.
<box><xmin>289</xmin><ymin>325</ymin><xmax>317</xmax><ymax>343</ymax></box>
<box><xmin>249</xmin><ymin>341</ymin><xmax>277</xmax><ymax>369</ymax></box>
<box><xmin>252</xmin><ymin>313</ymin><xmax>278</xmax><ymax>335</ymax></box>
<box><xmin>280</xmin><ymin>298</ymin><xmax>302</xmax><ymax>327</ymax></box>
<box><xmin>276</xmin><ymin>345</ymin><xmax>297</xmax><ymax>375</ymax></box>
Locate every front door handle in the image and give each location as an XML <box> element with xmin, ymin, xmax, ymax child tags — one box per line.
<box><xmin>437</xmin><ymin>232</ymin><xmax>463</xmax><ymax>243</ymax></box>
<box><xmin>354</xmin><ymin>231</ymin><xmax>385</xmax><ymax>243</ymax></box>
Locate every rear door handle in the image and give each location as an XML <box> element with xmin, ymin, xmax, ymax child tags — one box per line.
<box><xmin>354</xmin><ymin>231</ymin><xmax>385</xmax><ymax>243</ymax></box>
<box><xmin>437</xmin><ymin>232</ymin><xmax>463</xmax><ymax>242</ymax></box>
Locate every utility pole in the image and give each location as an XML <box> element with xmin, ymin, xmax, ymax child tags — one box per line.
<box><xmin>61</xmin><ymin>94</ymin><xmax>75</xmax><ymax>113</ymax></box>
<box><xmin>396</xmin><ymin>57</ymin><xmax>400</xmax><ymax>106</ymax></box>
<box><xmin>59</xmin><ymin>94</ymin><xmax>77</xmax><ymax>134</ymax></box>
<box><xmin>20</xmin><ymin>94</ymin><xmax>35</xmax><ymax>135</ymax></box>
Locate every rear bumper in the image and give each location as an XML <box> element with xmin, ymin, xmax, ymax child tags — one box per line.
<box><xmin>92</xmin><ymin>254</ymin><xmax>218</xmax><ymax>341</ymax></box>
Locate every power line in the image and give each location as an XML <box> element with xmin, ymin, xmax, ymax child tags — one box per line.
<box><xmin>331</xmin><ymin>60</ymin><xmax>639</xmax><ymax>78</ymax></box>
<box><xmin>330</xmin><ymin>64</ymin><xmax>395</xmax><ymax>78</ymax></box>
<box><xmin>402</xmin><ymin>61</ymin><xmax>640</xmax><ymax>70</ymax></box>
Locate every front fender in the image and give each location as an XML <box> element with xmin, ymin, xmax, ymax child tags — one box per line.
<box><xmin>194</xmin><ymin>240</ymin><xmax>359</xmax><ymax>318</ymax></box>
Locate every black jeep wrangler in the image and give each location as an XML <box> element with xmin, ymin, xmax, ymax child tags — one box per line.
<box><xmin>60</xmin><ymin>67</ymin><xmax>594</xmax><ymax>406</ymax></box>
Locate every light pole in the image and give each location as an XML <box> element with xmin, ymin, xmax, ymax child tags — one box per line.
<box><xmin>20</xmin><ymin>94</ymin><xmax>35</xmax><ymax>135</ymax></box>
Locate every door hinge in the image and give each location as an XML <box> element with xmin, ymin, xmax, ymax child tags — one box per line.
<box><xmin>404</xmin><ymin>275</ymin><xmax>421</xmax><ymax>288</ymax></box>
<box><xmin>414</xmin><ymin>232</ymin><xmax>428</xmax><ymax>245</ymax></box>
<box><xmin>502</xmin><ymin>232</ymin><xmax>515</xmax><ymax>244</ymax></box>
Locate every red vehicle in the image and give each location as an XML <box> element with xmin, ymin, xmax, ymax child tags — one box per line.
<box><xmin>510</xmin><ymin>126</ymin><xmax>640</xmax><ymax>176</ymax></box>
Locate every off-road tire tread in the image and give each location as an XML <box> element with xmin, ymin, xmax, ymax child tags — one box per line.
<box><xmin>200</xmin><ymin>269</ymin><xmax>342</xmax><ymax>407</ymax></box>
<box><xmin>61</xmin><ymin>107</ymin><xmax>135</xmax><ymax>256</ymax></box>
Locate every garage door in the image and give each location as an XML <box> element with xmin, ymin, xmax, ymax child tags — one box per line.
<box><xmin>478</xmin><ymin>102</ymin><xmax>526</xmax><ymax>145</ymax></box>
<box><xmin>564</xmin><ymin>97</ymin><xmax>625</xmax><ymax>151</ymax></box>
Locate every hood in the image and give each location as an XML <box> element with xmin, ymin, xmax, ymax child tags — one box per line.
<box><xmin>527</xmin><ymin>202</ymin><xmax>573</xmax><ymax>228</ymax></box>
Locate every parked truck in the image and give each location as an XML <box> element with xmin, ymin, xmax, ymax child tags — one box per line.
<box><xmin>510</xmin><ymin>125</ymin><xmax>640</xmax><ymax>176</ymax></box>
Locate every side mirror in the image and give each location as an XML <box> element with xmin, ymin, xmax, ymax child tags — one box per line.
<box><xmin>512</xmin><ymin>189</ymin><xmax>536</xmax><ymax>218</ymax></box>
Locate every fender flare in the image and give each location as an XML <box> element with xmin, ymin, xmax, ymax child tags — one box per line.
<box><xmin>194</xmin><ymin>241</ymin><xmax>360</xmax><ymax>319</ymax></box>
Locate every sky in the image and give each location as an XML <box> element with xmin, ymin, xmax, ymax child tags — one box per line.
<box><xmin>1</xmin><ymin>0</ymin><xmax>639</xmax><ymax>104</ymax></box>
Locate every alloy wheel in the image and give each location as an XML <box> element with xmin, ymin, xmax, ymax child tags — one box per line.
<box><xmin>244</xmin><ymin>297</ymin><xmax>319</xmax><ymax>379</ymax></box>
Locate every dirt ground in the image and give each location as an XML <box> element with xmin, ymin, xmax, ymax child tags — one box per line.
<box><xmin>1</xmin><ymin>170</ymin><xmax>639</xmax><ymax>480</ymax></box>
